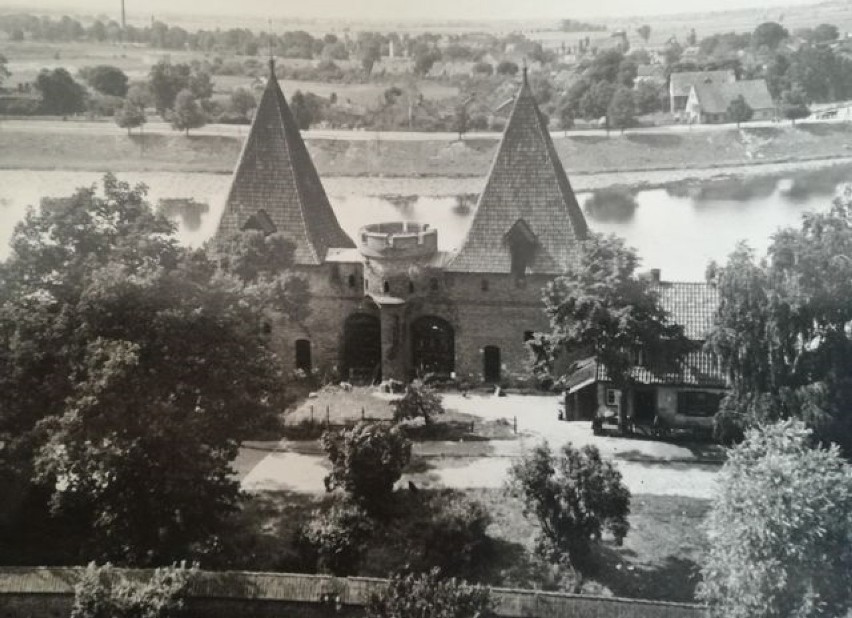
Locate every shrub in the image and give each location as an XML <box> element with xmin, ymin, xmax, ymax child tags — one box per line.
<box><xmin>583</xmin><ymin>188</ymin><xmax>638</xmax><ymax>222</ymax></box>
<box><xmin>299</xmin><ymin>499</ymin><xmax>373</xmax><ymax>575</ymax></box>
<box><xmin>392</xmin><ymin>381</ymin><xmax>444</xmax><ymax>425</ymax></box>
<box><xmin>71</xmin><ymin>563</ymin><xmax>195</xmax><ymax>618</ymax></box>
<box><xmin>322</xmin><ymin>422</ymin><xmax>411</xmax><ymax>515</ymax></box>
<box><xmin>367</xmin><ymin>568</ymin><xmax>492</xmax><ymax>618</ymax></box>
<box><xmin>409</xmin><ymin>491</ymin><xmax>492</xmax><ymax>577</ymax></box>
<box><xmin>509</xmin><ymin>442</ymin><xmax>630</xmax><ymax>584</ymax></box>
<box><xmin>698</xmin><ymin>421</ymin><xmax>852</xmax><ymax>618</ymax></box>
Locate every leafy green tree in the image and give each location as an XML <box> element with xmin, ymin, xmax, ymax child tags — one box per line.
<box><xmin>607</xmin><ymin>86</ymin><xmax>635</xmax><ymax>133</ymax></box>
<box><xmin>322</xmin><ymin>422</ymin><xmax>411</xmax><ymax>516</ymax></box>
<box><xmin>72</xmin><ymin>563</ymin><xmax>196</xmax><ymax>618</ymax></box>
<box><xmin>0</xmin><ymin>175</ymin><xmax>291</xmax><ymax>564</ymax></box>
<box><xmin>35</xmin><ymin>67</ymin><xmax>86</xmax><ymax>115</ymax></box>
<box><xmin>228</xmin><ymin>87</ymin><xmax>257</xmax><ymax>121</ymax></box>
<box><xmin>558</xmin><ymin>99</ymin><xmax>574</xmax><ymax>133</ymax></box>
<box><xmin>290</xmin><ymin>90</ymin><xmax>324</xmax><ymax>130</ymax></box>
<box><xmin>148</xmin><ymin>61</ymin><xmax>211</xmax><ymax>117</ymax></box>
<box><xmin>392</xmin><ymin>380</ymin><xmax>444</xmax><ymax>425</ymax></box>
<box><xmin>753</xmin><ymin>22</ymin><xmax>789</xmax><ymax>50</ymax></box>
<box><xmin>633</xmin><ymin>80</ymin><xmax>665</xmax><ymax>114</ymax></box>
<box><xmin>781</xmin><ymin>86</ymin><xmax>810</xmax><ymax>124</ymax></box>
<box><xmin>496</xmin><ymin>60</ymin><xmax>519</xmax><ymax>76</ymax></box>
<box><xmin>535</xmin><ymin>234</ymin><xmax>690</xmax><ymax>426</ymax></box>
<box><xmin>509</xmin><ymin>442</ymin><xmax>630</xmax><ymax>587</ymax></box>
<box><xmin>82</xmin><ymin>65</ymin><xmax>128</xmax><ymax>97</ymax></box>
<box><xmin>698</xmin><ymin>421</ymin><xmax>852</xmax><ymax>618</ymax></box>
<box><xmin>707</xmin><ymin>192</ymin><xmax>852</xmax><ymax>454</ymax></box>
<box><xmin>299</xmin><ymin>499</ymin><xmax>373</xmax><ymax>575</ymax></box>
<box><xmin>637</xmin><ymin>25</ymin><xmax>651</xmax><ymax>43</ymax></box>
<box><xmin>726</xmin><ymin>94</ymin><xmax>753</xmax><ymax>127</ymax></box>
<box><xmin>413</xmin><ymin>49</ymin><xmax>441</xmax><ymax>76</ymax></box>
<box><xmin>367</xmin><ymin>569</ymin><xmax>492</xmax><ymax>618</ymax></box>
<box><xmin>579</xmin><ymin>81</ymin><xmax>615</xmax><ymax>121</ymax></box>
<box><xmin>813</xmin><ymin>23</ymin><xmax>839</xmax><ymax>43</ymax></box>
<box><xmin>169</xmin><ymin>89</ymin><xmax>206</xmax><ymax>135</ymax></box>
<box><xmin>0</xmin><ymin>54</ymin><xmax>10</xmax><ymax>87</ymax></box>
<box><xmin>115</xmin><ymin>86</ymin><xmax>146</xmax><ymax>135</ymax></box>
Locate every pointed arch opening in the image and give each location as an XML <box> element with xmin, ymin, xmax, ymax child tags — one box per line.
<box><xmin>411</xmin><ymin>316</ymin><xmax>455</xmax><ymax>378</ymax></box>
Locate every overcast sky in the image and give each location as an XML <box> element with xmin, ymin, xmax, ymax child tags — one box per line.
<box><xmin>9</xmin><ymin>0</ymin><xmax>825</xmax><ymax>21</ymax></box>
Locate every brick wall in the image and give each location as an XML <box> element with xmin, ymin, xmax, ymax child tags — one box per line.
<box><xmin>0</xmin><ymin>568</ymin><xmax>707</xmax><ymax>618</ymax></box>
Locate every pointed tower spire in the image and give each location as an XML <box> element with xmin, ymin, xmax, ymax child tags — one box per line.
<box><xmin>215</xmin><ymin>60</ymin><xmax>354</xmax><ymax>264</ymax></box>
<box><xmin>447</xmin><ymin>75</ymin><xmax>588</xmax><ymax>275</ymax></box>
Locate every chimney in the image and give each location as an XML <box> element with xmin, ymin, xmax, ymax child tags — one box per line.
<box><xmin>650</xmin><ymin>268</ymin><xmax>661</xmax><ymax>283</ymax></box>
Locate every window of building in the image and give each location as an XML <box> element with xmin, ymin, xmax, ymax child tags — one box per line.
<box><xmin>365</xmin><ymin>279</ymin><xmax>369</xmax><ymax>291</ymax></box>
<box><xmin>348</xmin><ymin>274</ymin><xmax>356</xmax><ymax>288</ymax></box>
<box><xmin>481</xmin><ymin>279</ymin><xmax>489</xmax><ymax>292</ymax></box>
<box><xmin>430</xmin><ymin>278</ymin><xmax>439</xmax><ymax>292</ymax></box>
<box><xmin>524</xmin><ymin>330</ymin><xmax>534</xmax><ymax>342</ymax></box>
<box><xmin>605</xmin><ymin>389</ymin><xmax>620</xmax><ymax>407</ymax></box>
<box><xmin>383</xmin><ymin>280</ymin><xmax>390</xmax><ymax>294</ymax></box>
<box><xmin>677</xmin><ymin>391</ymin><xmax>724</xmax><ymax>417</ymax></box>
<box><xmin>295</xmin><ymin>339</ymin><xmax>312</xmax><ymax>372</ymax></box>
<box><xmin>408</xmin><ymin>280</ymin><xmax>415</xmax><ymax>294</ymax></box>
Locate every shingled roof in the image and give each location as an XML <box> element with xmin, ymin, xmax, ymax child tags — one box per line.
<box><xmin>691</xmin><ymin>79</ymin><xmax>775</xmax><ymax>114</ymax></box>
<box><xmin>669</xmin><ymin>70</ymin><xmax>736</xmax><ymax>97</ymax></box>
<box><xmin>215</xmin><ymin>60</ymin><xmax>354</xmax><ymax>265</ymax></box>
<box><xmin>448</xmin><ymin>71</ymin><xmax>588</xmax><ymax>274</ymax></box>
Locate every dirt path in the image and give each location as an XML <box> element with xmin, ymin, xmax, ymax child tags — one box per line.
<box><xmin>236</xmin><ymin>393</ymin><xmax>722</xmax><ymax>499</ymax></box>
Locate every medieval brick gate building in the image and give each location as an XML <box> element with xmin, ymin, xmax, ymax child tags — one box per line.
<box><xmin>214</xmin><ymin>59</ymin><xmax>589</xmax><ymax>385</ymax></box>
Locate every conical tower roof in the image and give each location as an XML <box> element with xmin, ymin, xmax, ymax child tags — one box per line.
<box><xmin>215</xmin><ymin>60</ymin><xmax>354</xmax><ymax>264</ymax></box>
<box><xmin>448</xmin><ymin>71</ymin><xmax>588</xmax><ymax>274</ymax></box>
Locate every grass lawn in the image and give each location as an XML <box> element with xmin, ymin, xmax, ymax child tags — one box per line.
<box><xmin>231</xmin><ymin>485</ymin><xmax>709</xmax><ymax>603</ymax></box>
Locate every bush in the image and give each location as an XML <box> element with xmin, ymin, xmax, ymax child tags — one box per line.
<box><xmin>509</xmin><ymin>442</ymin><xmax>630</xmax><ymax>584</ymax></box>
<box><xmin>392</xmin><ymin>381</ymin><xmax>444</xmax><ymax>425</ymax></box>
<box><xmin>408</xmin><ymin>491</ymin><xmax>492</xmax><ymax>577</ymax></box>
<box><xmin>71</xmin><ymin>563</ymin><xmax>195</xmax><ymax>618</ymax></box>
<box><xmin>583</xmin><ymin>188</ymin><xmax>639</xmax><ymax>222</ymax></box>
<box><xmin>698</xmin><ymin>421</ymin><xmax>852</xmax><ymax>618</ymax></box>
<box><xmin>322</xmin><ymin>422</ymin><xmax>411</xmax><ymax>515</ymax></box>
<box><xmin>367</xmin><ymin>568</ymin><xmax>492</xmax><ymax>618</ymax></box>
<box><xmin>298</xmin><ymin>499</ymin><xmax>373</xmax><ymax>575</ymax></box>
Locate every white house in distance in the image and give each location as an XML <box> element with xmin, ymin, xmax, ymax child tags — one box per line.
<box><xmin>669</xmin><ymin>70</ymin><xmax>736</xmax><ymax>114</ymax></box>
<box><xmin>685</xmin><ymin>79</ymin><xmax>775</xmax><ymax>124</ymax></box>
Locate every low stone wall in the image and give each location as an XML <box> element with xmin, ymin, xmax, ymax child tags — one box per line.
<box><xmin>0</xmin><ymin>567</ymin><xmax>707</xmax><ymax>618</ymax></box>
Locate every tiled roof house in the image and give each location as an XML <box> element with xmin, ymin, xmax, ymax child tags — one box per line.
<box><xmin>669</xmin><ymin>69</ymin><xmax>736</xmax><ymax>113</ymax></box>
<box><xmin>216</xmin><ymin>59</ymin><xmax>354</xmax><ymax>265</ymax></box>
<box><xmin>686</xmin><ymin>79</ymin><xmax>776</xmax><ymax>124</ymax></box>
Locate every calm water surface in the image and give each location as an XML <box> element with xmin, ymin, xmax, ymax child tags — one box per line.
<box><xmin>0</xmin><ymin>169</ymin><xmax>847</xmax><ymax>280</ymax></box>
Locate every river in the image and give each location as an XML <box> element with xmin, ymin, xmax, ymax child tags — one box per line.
<box><xmin>1</xmin><ymin>167</ymin><xmax>850</xmax><ymax>280</ymax></box>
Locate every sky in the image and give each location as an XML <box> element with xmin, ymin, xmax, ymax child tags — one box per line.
<box><xmin>10</xmin><ymin>0</ymin><xmax>827</xmax><ymax>22</ymax></box>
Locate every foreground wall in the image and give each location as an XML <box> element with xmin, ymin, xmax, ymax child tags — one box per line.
<box><xmin>0</xmin><ymin>567</ymin><xmax>707</xmax><ymax>618</ymax></box>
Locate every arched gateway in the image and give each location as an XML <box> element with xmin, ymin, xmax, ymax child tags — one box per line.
<box><xmin>343</xmin><ymin>313</ymin><xmax>381</xmax><ymax>384</ymax></box>
<box><xmin>411</xmin><ymin>316</ymin><xmax>455</xmax><ymax>378</ymax></box>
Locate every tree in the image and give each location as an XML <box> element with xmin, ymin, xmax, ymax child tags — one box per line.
<box><xmin>686</xmin><ymin>28</ymin><xmax>698</xmax><ymax>46</ymax></box>
<box><xmin>0</xmin><ymin>54</ymin><xmax>10</xmax><ymax>88</ymax></box>
<box><xmin>496</xmin><ymin>60</ymin><xmax>519</xmax><ymax>76</ymax></box>
<box><xmin>82</xmin><ymin>65</ymin><xmax>128</xmax><ymax>97</ymax></box>
<box><xmin>115</xmin><ymin>85</ymin><xmax>147</xmax><ymax>135</ymax></box>
<box><xmin>413</xmin><ymin>49</ymin><xmax>441</xmax><ymax>76</ymax></box>
<box><xmin>780</xmin><ymin>86</ymin><xmax>810</xmax><ymax>124</ymax></box>
<box><xmin>636</xmin><ymin>25</ymin><xmax>651</xmax><ymax>43</ymax></box>
<box><xmin>229</xmin><ymin>87</ymin><xmax>257</xmax><ymax>121</ymax></box>
<box><xmin>698</xmin><ymin>421</ymin><xmax>852</xmax><ymax>618</ymax></box>
<box><xmin>579</xmin><ymin>81</ymin><xmax>615</xmax><ymax>122</ymax></box>
<box><xmin>558</xmin><ymin>98</ymin><xmax>574</xmax><ymax>133</ymax></box>
<box><xmin>535</xmin><ymin>234</ymin><xmax>690</xmax><ymax>426</ymax></box>
<box><xmin>169</xmin><ymin>89</ymin><xmax>206</xmax><ymax>135</ymax></box>
<box><xmin>706</xmin><ymin>192</ymin><xmax>852</xmax><ymax>454</ymax></box>
<box><xmin>509</xmin><ymin>442</ymin><xmax>630</xmax><ymax>586</ymax></box>
<box><xmin>367</xmin><ymin>569</ymin><xmax>492</xmax><ymax>618</ymax></box>
<box><xmin>813</xmin><ymin>23</ymin><xmax>839</xmax><ymax>43</ymax></box>
<box><xmin>72</xmin><ymin>563</ymin><xmax>196</xmax><ymax>618</ymax></box>
<box><xmin>290</xmin><ymin>90</ymin><xmax>323</xmax><ymax>130</ymax></box>
<box><xmin>392</xmin><ymin>381</ymin><xmax>444</xmax><ymax>425</ymax></box>
<box><xmin>148</xmin><ymin>61</ymin><xmax>211</xmax><ymax>117</ymax></box>
<box><xmin>0</xmin><ymin>175</ymin><xmax>291</xmax><ymax>564</ymax></box>
<box><xmin>321</xmin><ymin>422</ymin><xmax>411</xmax><ymax>516</ymax></box>
<box><xmin>726</xmin><ymin>94</ymin><xmax>753</xmax><ymax>127</ymax></box>
<box><xmin>35</xmin><ymin>68</ymin><xmax>86</xmax><ymax>115</ymax></box>
<box><xmin>607</xmin><ymin>86</ymin><xmax>635</xmax><ymax>133</ymax></box>
<box><xmin>633</xmin><ymin>80</ymin><xmax>665</xmax><ymax>115</ymax></box>
<box><xmin>299</xmin><ymin>500</ymin><xmax>373</xmax><ymax>575</ymax></box>
<box><xmin>753</xmin><ymin>22</ymin><xmax>789</xmax><ymax>50</ymax></box>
